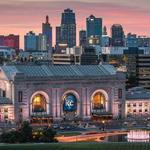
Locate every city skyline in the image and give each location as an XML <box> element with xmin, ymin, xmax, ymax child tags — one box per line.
<box><xmin>0</xmin><ymin>0</ymin><xmax>150</xmax><ymax>48</ymax></box>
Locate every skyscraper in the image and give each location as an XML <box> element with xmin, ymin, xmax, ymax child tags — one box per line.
<box><xmin>103</xmin><ymin>26</ymin><xmax>107</xmax><ymax>35</ymax></box>
<box><xmin>111</xmin><ymin>24</ymin><xmax>125</xmax><ymax>47</ymax></box>
<box><xmin>126</xmin><ymin>33</ymin><xmax>138</xmax><ymax>47</ymax></box>
<box><xmin>55</xmin><ymin>26</ymin><xmax>61</xmax><ymax>51</ymax></box>
<box><xmin>42</xmin><ymin>15</ymin><xmax>52</xmax><ymax>50</ymax></box>
<box><xmin>102</xmin><ymin>26</ymin><xmax>110</xmax><ymax>47</ymax></box>
<box><xmin>79</xmin><ymin>30</ymin><xmax>87</xmax><ymax>47</ymax></box>
<box><xmin>24</xmin><ymin>31</ymin><xmax>38</xmax><ymax>51</ymax></box>
<box><xmin>38</xmin><ymin>34</ymin><xmax>47</xmax><ymax>51</ymax></box>
<box><xmin>61</xmin><ymin>8</ymin><xmax>76</xmax><ymax>48</ymax></box>
<box><xmin>0</xmin><ymin>34</ymin><xmax>19</xmax><ymax>54</ymax></box>
<box><xmin>86</xmin><ymin>15</ymin><xmax>102</xmax><ymax>45</ymax></box>
<box><xmin>137</xmin><ymin>36</ymin><xmax>150</xmax><ymax>47</ymax></box>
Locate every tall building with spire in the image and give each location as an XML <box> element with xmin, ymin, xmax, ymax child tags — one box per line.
<box><xmin>61</xmin><ymin>8</ymin><xmax>76</xmax><ymax>48</ymax></box>
<box><xmin>42</xmin><ymin>15</ymin><xmax>52</xmax><ymax>50</ymax></box>
<box><xmin>86</xmin><ymin>15</ymin><xmax>102</xmax><ymax>45</ymax></box>
<box><xmin>102</xmin><ymin>26</ymin><xmax>110</xmax><ymax>47</ymax></box>
<box><xmin>103</xmin><ymin>26</ymin><xmax>107</xmax><ymax>35</ymax></box>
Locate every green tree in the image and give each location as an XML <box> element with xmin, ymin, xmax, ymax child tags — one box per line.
<box><xmin>18</xmin><ymin>121</ymin><xmax>33</xmax><ymax>143</ymax></box>
<box><xmin>40</xmin><ymin>127</ymin><xmax>57</xmax><ymax>143</ymax></box>
<box><xmin>0</xmin><ymin>122</ymin><xmax>58</xmax><ymax>143</ymax></box>
<box><xmin>0</xmin><ymin>130</ymin><xmax>19</xmax><ymax>143</ymax></box>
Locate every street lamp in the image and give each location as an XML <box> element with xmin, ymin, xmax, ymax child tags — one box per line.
<box><xmin>102</xmin><ymin>120</ymin><xmax>105</xmax><ymax>131</ymax></box>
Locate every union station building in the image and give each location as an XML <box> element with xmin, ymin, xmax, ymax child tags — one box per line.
<box><xmin>0</xmin><ymin>64</ymin><xmax>125</xmax><ymax>125</ymax></box>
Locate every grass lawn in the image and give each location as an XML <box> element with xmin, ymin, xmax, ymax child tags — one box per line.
<box><xmin>0</xmin><ymin>143</ymin><xmax>150</xmax><ymax>150</ymax></box>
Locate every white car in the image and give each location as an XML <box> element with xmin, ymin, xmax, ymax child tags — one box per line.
<box><xmin>123</xmin><ymin>122</ymin><xmax>128</xmax><ymax>126</ymax></box>
<box><xmin>60</xmin><ymin>126</ymin><xmax>65</xmax><ymax>130</ymax></box>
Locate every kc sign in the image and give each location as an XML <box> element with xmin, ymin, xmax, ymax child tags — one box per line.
<box><xmin>63</xmin><ymin>94</ymin><xmax>77</xmax><ymax>112</ymax></box>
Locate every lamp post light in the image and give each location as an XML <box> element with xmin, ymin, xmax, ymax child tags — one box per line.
<box><xmin>102</xmin><ymin>120</ymin><xmax>105</xmax><ymax>131</ymax></box>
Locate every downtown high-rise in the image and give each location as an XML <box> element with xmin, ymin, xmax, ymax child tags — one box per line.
<box><xmin>61</xmin><ymin>8</ymin><xmax>76</xmax><ymax>48</ymax></box>
<box><xmin>0</xmin><ymin>34</ymin><xmax>19</xmax><ymax>54</ymax></box>
<box><xmin>24</xmin><ymin>31</ymin><xmax>47</xmax><ymax>51</ymax></box>
<box><xmin>79</xmin><ymin>30</ymin><xmax>87</xmax><ymax>47</ymax></box>
<box><xmin>42</xmin><ymin>15</ymin><xmax>52</xmax><ymax>50</ymax></box>
<box><xmin>111</xmin><ymin>24</ymin><xmax>125</xmax><ymax>47</ymax></box>
<box><xmin>55</xmin><ymin>26</ymin><xmax>61</xmax><ymax>51</ymax></box>
<box><xmin>86</xmin><ymin>15</ymin><xmax>102</xmax><ymax>45</ymax></box>
<box><xmin>24</xmin><ymin>31</ymin><xmax>38</xmax><ymax>51</ymax></box>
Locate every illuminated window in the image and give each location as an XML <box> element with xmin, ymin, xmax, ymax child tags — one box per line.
<box><xmin>4</xmin><ymin>108</ymin><xmax>8</xmax><ymax>113</ymax></box>
<box><xmin>145</xmin><ymin>103</ymin><xmax>148</xmax><ymax>107</ymax></box>
<box><xmin>127</xmin><ymin>109</ymin><xmax>132</xmax><ymax>114</ymax></box>
<box><xmin>92</xmin><ymin>92</ymin><xmax>106</xmax><ymax>110</ymax></box>
<box><xmin>32</xmin><ymin>94</ymin><xmax>46</xmax><ymax>112</ymax></box>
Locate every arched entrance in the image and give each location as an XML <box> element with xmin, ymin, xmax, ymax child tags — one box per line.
<box><xmin>91</xmin><ymin>90</ymin><xmax>112</xmax><ymax>121</ymax></box>
<box><xmin>62</xmin><ymin>91</ymin><xmax>79</xmax><ymax>121</ymax></box>
<box><xmin>32</xmin><ymin>94</ymin><xmax>46</xmax><ymax>113</ymax></box>
<box><xmin>91</xmin><ymin>89</ymin><xmax>108</xmax><ymax>113</ymax></box>
<box><xmin>92</xmin><ymin>92</ymin><xmax>106</xmax><ymax>112</ymax></box>
<box><xmin>30</xmin><ymin>91</ymin><xmax>52</xmax><ymax>125</ymax></box>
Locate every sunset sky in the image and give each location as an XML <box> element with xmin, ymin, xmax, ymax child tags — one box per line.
<box><xmin>0</xmin><ymin>0</ymin><xmax>150</xmax><ymax>48</ymax></box>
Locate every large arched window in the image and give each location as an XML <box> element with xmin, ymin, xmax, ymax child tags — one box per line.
<box><xmin>92</xmin><ymin>92</ymin><xmax>106</xmax><ymax>110</ymax></box>
<box><xmin>32</xmin><ymin>94</ymin><xmax>46</xmax><ymax>112</ymax></box>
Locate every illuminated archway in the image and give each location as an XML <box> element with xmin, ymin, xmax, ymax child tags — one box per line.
<box><xmin>30</xmin><ymin>91</ymin><xmax>52</xmax><ymax>125</ymax></box>
<box><xmin>30</xmin><ymin>91</ymin><xmax>50</xmax><ymax>115</ymax></box>
<box><xmin>91</xmin><ymin>90</ymin><xmax>108</xmax><ymax>113</ymax></box>
<box><xmin>92</xmin><ymin>92</ymin><xmax>105</xmax><ymax>110</ymax></box>
<box><xmin>32</xmin><ymin>94</ymin><xmax>46</xmax><ymax>112</ymax></box>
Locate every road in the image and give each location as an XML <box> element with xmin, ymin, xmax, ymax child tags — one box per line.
<box><xmin>57</xmin><ymin>130</ymin><xmax>128</xmax><ymax>142</ymax></box>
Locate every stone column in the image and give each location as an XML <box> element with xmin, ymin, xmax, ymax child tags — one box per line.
<box><xmin>110</xmin><ymin>87</ymin><xmax>114</xmax><ymax>114</ymax></box>
<box><xmin>82</xmin><ymin>88</ymin><xmax>91</xmax><ymax>120</ymax></box>
<box><xmin>52</xmin><ymin>88</ymin><xmax>57</xmax><ymax>119</ymax></box>
<box><xmin>81</xmin><ymin>88</ymin><xmax>87</xmax><ymax>119</ymax></box>
<box><xmin>86</xmin><ymin>88</ymin><xmax>91</xmax><ymax>119</ymax></box>
<box><xmin>111</xmin><ymin>87</ymin><xmax>119</xmax><ymax>118</ymax></box>
<box><xmin>56</xmin><ymin>88</ymin><xmax>61</xmax><ymax>120</ymax></box>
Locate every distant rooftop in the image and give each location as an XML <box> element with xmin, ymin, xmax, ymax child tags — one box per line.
<box><xmin>0</xmin><ymin>64</ymin><xmax>118</xmax><ymax>81</ymax></box>
<box><xmin>64</xmin><ymin>8</ymin><xmax>73</xmax><ymax>13</ymax></box>
<box><xmin>126</xmin><ymin>87</ymin><xmax>150</xmax><ymax>100</ymax></box>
